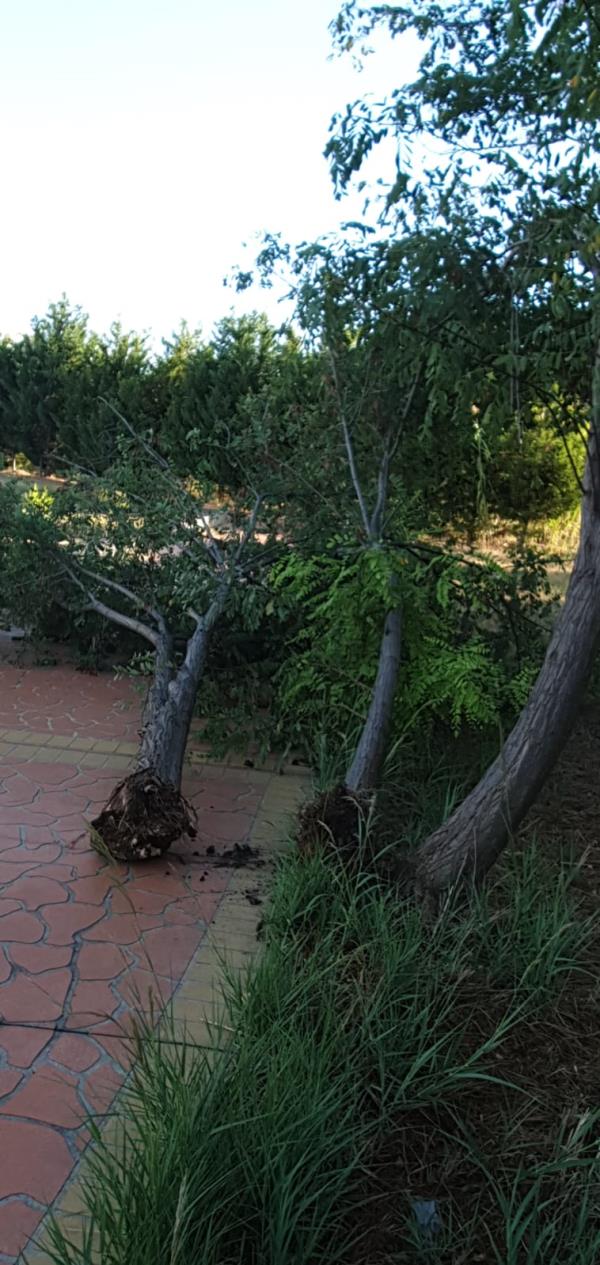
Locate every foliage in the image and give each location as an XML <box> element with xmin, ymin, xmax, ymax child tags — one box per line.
<box><xmin>265</xmin><ymin>539</ymin><xmax>554</xmax><ymax>757</ymax></box>
<box><xmin>326</xmin><ymin>1</ymin><xmax>599</xmax><ymax>415</ymax></box>
<box><xmin>0</xmin><ymin>446</ymin><xmax>275</xmax><ymax>670</ymax></box>
<box><xmin>489</xmin><ymin>409</ymin><xmax>587</xmax><ymax>522</ymax></box>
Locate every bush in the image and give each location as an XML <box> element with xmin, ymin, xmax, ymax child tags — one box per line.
<box><xmin>12</xmin><ymin>450</ymin><xmax>36</xmax><ymax>474</ymax></box>
<box><xmin>490</xmin><ymin>419</ymin><xmax>586</xmax><ymax>521</ymax></box>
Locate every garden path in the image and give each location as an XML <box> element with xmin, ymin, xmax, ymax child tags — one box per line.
<box><xmin>0</xmin><ymin>666</ymin><xmax>304</xmax><ymax>1264</ymax></box>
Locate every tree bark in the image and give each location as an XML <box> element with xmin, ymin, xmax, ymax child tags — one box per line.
<box><xmin>415</xmin><ymin>433</ymin><xmax>600</xmax><ymax>896</ymax></box>
<box><xmin>346</xmin><ymin>606</ymin><xmax>403</xmax><ymax>791</ymax></box>
<box><xmin>136</xmin><ymin>584</ymin><xmax>228</xmax><ymax>790</ymax></box>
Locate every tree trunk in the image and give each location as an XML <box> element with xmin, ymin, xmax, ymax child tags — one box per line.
<box><xmin>137</xmin><ymin>668</ymin><xmax>201</xmax><ymax>790</ymax></box>
<box><xmin>137</xmin><ymin>620</ymin><xmax>211</xmax><ymax>790</ymax></box>
<box><xmin>92</xmin><ymin>598</ymin><xmax>225</xmax><ymax>862</ymax></box>
<box><xmin>415</xmin><ymin>436</ymin><xmax>600</xmax><ymax>896</ymax></box>
<box><xmin>346</xmin><ymin>606</ymin><xmax>403</xmax><ymax>791</ymax></box>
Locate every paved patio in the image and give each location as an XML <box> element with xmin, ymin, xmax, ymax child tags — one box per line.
<box><xmin>0</xmin><ymin>667</ymin><xmax>306</xmax><ymax>1264</ymax></box>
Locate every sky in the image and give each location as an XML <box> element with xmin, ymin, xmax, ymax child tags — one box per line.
<box><xmin>0</xmin><ymin>0</ymin><xmax>418</xmax><ymax>347</ymax></box>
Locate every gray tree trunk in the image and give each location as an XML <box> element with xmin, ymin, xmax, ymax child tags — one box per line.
<box><xmin>415</xmin><ymin>435</ymin><xmax>600</xmax><ymax>895</ymax></box>
<box><xmin>137</xmin><ymin>615</ymin><xmax>214</xmax><ymax>790</ymax></box>
<box><xmin>346</xmin><ymin>606</ymin><xmax>403</xmax><ymax>791</ymax></box>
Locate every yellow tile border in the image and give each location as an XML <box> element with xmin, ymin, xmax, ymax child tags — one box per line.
<box><xmin>23</xmin><ymin>765</ymin><xmax>310</xmax><ymax>1263</ymax></box>
<box><xmin>0</xmin><ymin>725</ymin><xmax>310</xmax><ymax>777</ymax></box>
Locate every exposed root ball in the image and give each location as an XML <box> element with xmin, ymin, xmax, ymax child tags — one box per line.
<box><xmin>296</xmin><ymin>784</ymin><xmax>374</xmax><ymax>860</ymax></box>
<box><xmin>90</xmin><ymin>769</ymin><xmax>197</xmax><ymax>862</ymax></box>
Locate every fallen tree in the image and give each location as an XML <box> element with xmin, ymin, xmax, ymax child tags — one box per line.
<box><xmin>0</xmin><ymin>438</ymin><xmax>266</xmax><ymax>860</ymax></box>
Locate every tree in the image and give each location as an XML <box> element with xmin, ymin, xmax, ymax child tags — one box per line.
<box><xmin>326</xmin><ymin>0</ymin><xmax>600</xmax><ymax>892</ymax></box>
<box><xmin>0</xmin><ymin>436</ymin><xmax>267</xmax><ymax>860</ymax></box>
<box><xmin>244</xmin><ymin>228</ymin><xmax>514</xmax><ymax>833</ymax></box>
<box><xmin>0</xmin><ymin>300</ymin><xmax>159</xmax><ymax>474</ymax></box>
<box><xmin>0</xmin><ymin>299</ymin><xmax>89</xmax><ymax>468</ymax></box>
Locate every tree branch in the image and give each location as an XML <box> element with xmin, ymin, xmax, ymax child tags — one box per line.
<box><xmin>328</xmin><ymin>348</ymin><xmax>373</xmax><ymax>540</ymax></box>
<box><xmin>70</xmin><ymin>562</ymin><xmax>168</xmax><ymax>633</ymax></box>
<box><xmin>235</xmin><ymin>494</ymin><xmax>264</xmax><ymax>562</ymax></box>
<box><xmin>62</xmin><ymin>565</ymin><xmax>160</xmax><ymax>648</ymax></box>
<box><xmin>369</xmin><ymin>358</ymin><xmax>423</xmax><ymax>540</ymax></box>
<box><xmin>369</xmin><ymin>437</ymin><xmax>390</xmax><ymax>541</ymax></box>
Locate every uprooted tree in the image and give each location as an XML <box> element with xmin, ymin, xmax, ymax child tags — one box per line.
<box><xmin>0</xmin><ymin>432</ymin><xmax>268</xmax><ymax>860</ymax></box>
<box><xmin>245</xmin><ymin>229</ymin><xmax>536</xmax><ymax>851</ymax></box>
<box><xmin>318</xmin><ymin>0</ymin><xmax>600</xmax><ymax>892</ymax></box>
<box><xmin>246</xmin><ymin>0</ymin><xmax>599</xmax><ymax>882</ymax></box>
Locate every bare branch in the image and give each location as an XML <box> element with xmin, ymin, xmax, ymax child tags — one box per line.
<box><xmin>235</xmin><ymin>494</ymin><xmax>264</xmax><ymax>562</ymax></box>
<box><xmin>172</xmin><ymin>576</ymin><xmax>231</xmax><ymax>701</ymax></box>
<box><xmin>328</xmin><ymin>348</ymin><xmax>373</xmax><ymax>540</ymax></box>
<box><xmin>369</xmin><ymin>358</ymin><xmax>424</xmax><ymax>540</ymax></box>
<box><xmin>62</xmin><ymin>565</ymin><xmax>161</xmax><ymax>648</ymax></box>
<box><xmin>71</xmin><ymin>562</ymin><xmax>168</xmax><ymax>632</ymax></box>
<box><xmin>369</xmin><ymin>438</ymin><xmax>390</xmax><ymax>541</ymax></box>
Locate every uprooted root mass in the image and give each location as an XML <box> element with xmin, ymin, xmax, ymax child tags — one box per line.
<box><xmin>90</xmin><ymin>768</ymin><xmax>197</xmax><ymax>862</ymax></box>
<box><xmin>296</xmin><ymin>784</ymin><xmax>374</xmax><ymax>859</ymax></box>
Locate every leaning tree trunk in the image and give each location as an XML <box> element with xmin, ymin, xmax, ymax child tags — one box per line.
<box><xmin>415</xmin><ymin>432</ymin><xmax>600</xmax><ymax>897</ymax></box>
<box><xmin>297</xmin><ymin>605</ymin><xmax>403</xmax><ymax>855</ymax></box>
<box><xmin>136</xmin><ymin>628</ymin><xmax>207</xmax><ymax>790</ymax></box>
<box><xmin>346</xmin><ymin>607</ymin><xmax>403</xmax><ymax>792</ymax></box>
<box><xmin>91</xmin><ymin>604</ymin><xmax>222</xmax><ymax>862</ymax></box>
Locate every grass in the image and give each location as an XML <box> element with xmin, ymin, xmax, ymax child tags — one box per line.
<box><xmin>43</xmin><ymin>831</ymin><xmax>600</xmax><ymax>1265</ymax></box>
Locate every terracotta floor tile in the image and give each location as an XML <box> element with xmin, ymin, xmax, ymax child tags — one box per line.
<box><xmin>43</xmin><ymin>902</ymin><xmax>105</xmax><ymax>945</ymax></box>
<box><xmin>0</xmin><ymin>948</ymin><xmax>12</xmax><ymax>983</ymax></box>
<box><xmin>0</xmin><ymin>772</ymin><xmax>39</xmax><ymax>805</ymax></box>
<box><xmin>110</xmin><ymin>885</ymin><xmax>176</xmax><ymax>916</ymax></box>
<box><xmin>0</xmin><ymin>898</ymin><xmax>22</xmax><ymax>918</ymax></box>
<box><xmin>0</xmin><ymin>1026</ymin><xmax>53</xmax><ymax>1068</ymax></box>
<box><xmin>82</xmin><ymin>912</ymin><xmax>162</xmax><ymax>945</ymax></box>
<box><xmin>50</xmin><ymin>1033</ymin><xmax>101</xmax><ymax>1073</ymax></box>
<box><xmin>83</xmin><ymin>1062</ymin><xmax>125</xmax><ymax>1115</ymax></box>
<box><xmin>196</xmin><ymin>811</ymin><xmax>254</xmax><ymax>843</ymax></box>
<box><xmin>0</xmin><ymin>1068</ymin><xmax>24</xmax><ymax>1097</ymax></box>
<box><xmin>66</xmin><ymin>979</ymin><xmax>121</xmax><ymax>1028</ymax></box>
<box><xmin>0</xmin><ymin>1067</ymin><xmax>83</xmax><ymax>1129</ymax></box>
<box><xmin>9</xmin><ymin>943</ymin><xmax>72</xmax><ymax>974</ymax></box>
<box><xmin>139</xmin><ymin>924</ymin><xmax>203</xmax><ymax>978</ymax></box>
<box><xmin>5</xmin><ymin>876</ymin><xmax>69</xmax><ymax>910</ymax></box>
<box><xmin>35</xmin><ymin>791</ymin><xmax>91</xmax><ymax>817</ymax></box>
<box><xmin>0</xmin><ymin>911</ymin><xmax>45</xmax><ymax>943</ymax></box>
<box><xmin>0</xmin><ymin>972</ymin><xmax>69</xmax><ymax>1024</ymax></box>
<box><xmin>0</xmin><ymin>861</ymin><xmax>39</xmax><ymax>884</ymax></box>
<box><xmin>0</xmin><ymin>1198</ymin><xmax>44</xmax><ymax>1258</ymax></box>
<box><xmin>76</xmin><ymin>941</ymin><xmax>130</xmax><ymax>981</ymax></box>
<box><xmin>0</xmin><ymin>843</ymin><xmax>61</xmax><ymax>866</ymax></box>
<box><xmin>116</xmin><ymin>966</ymin><xmax>174</xmax><ymax>1012</ymax></box>
<box><xmin>0</xmin><ymin>1118</ymin><xmax>72</xmax><ymax>1201</ymax></box>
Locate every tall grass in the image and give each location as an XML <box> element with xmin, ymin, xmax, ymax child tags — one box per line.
<box><xmin>44</xmin><ymin>840</ymin><xmax>599</xmax><ymax>1265</ymax></box>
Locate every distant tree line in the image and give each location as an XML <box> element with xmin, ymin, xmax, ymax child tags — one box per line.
<box><xmin>0</xmin><ymin>297</ymin><xmax>584</xmax><ymax>526</ymax></box>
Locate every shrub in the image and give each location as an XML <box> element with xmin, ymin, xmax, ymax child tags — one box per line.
<box><xmin>490</xmin><ymin>418</ymin><xmax>586</xmax><ymax>522</ymax></box>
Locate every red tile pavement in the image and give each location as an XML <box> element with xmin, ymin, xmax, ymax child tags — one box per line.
<box><xmin>0</xmin><ymin>667</ymin><xmax>270</xmax><ymax>1262</ymax></box>
<box><xmin>0</xmin><ymin>665</ymin><xmax>142</xmax><ymax>741</ymax></box>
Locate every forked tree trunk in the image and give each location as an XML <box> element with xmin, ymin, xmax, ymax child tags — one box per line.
<box><xmin>346</xmin><ymin>607</ymin><xmax>403</xmax><ymax>791</ymax></box>
<box><xmin>415</xmin><ymin>434</ymin><xmax>600</xmax><ymax>896</ymax></box>
<box><xmin>91</xmin><ymin>593</ymin><xmax>226</xmax><ymax>861</ymax></box>
<box><xmin>137</xmin><ymin>628</ymin><xmax>208</xmax><ymax>790</ymax></box>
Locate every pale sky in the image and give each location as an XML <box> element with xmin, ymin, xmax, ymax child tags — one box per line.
<box><xmin>0</xmin><ymin>0</ymin><xmax>418</xmax><ymax>346</ymax></box>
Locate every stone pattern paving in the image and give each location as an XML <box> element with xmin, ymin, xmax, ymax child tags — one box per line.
<box><xmin>0</xmin><ymin>667</ymin><xmax>307</xmax><ymax>1264</ymax></box>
